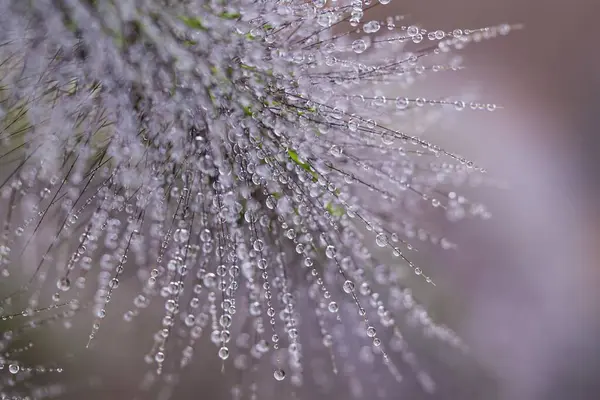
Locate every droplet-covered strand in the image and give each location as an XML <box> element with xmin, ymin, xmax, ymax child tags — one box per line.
<box><xmin>0</xmin><ymin>0</ymin><xmax>515</xmax><ymax>399</ymax></box>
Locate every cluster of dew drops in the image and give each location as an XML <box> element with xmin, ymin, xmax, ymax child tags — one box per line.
<box><xmin>0</xmin><ymin>0</ymin><xmax>518</xmax><ymax>398</ymax></box>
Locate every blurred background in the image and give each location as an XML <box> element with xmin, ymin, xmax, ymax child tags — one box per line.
<box><xmin>384</xmin><ymin>0</ymin><xmax>600</xmax><ymax>399</ymax></box>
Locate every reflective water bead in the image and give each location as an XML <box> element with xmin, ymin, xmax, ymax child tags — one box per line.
<box><xmin>203</xmin><ymin>272</ymin><xmax>217</xmax><ymax>288</ymax></box>
<box><xmin>395</xmin><ymin>97</ymin><xmax>409</xmax><ymax>109</ymax></box>
<box><xmin>274</xmin><ymin>368</ymin><xmax>286</xmax><ymax>381</ymax></box>
<box><xmin>363</xmin><ymin>21</ymin><xmax>381</xmax><ymax>34</ymax></box>
<box><xmin>352</xmin><ymin>39</ymin><xmax>367</xmax><ymax>54</ymax></box>
<box><xmin>343</xmin><ymin>280</ymin><xmax>355</xmax><ymax>293</ymax></box>
<box><xmin>173</xmin><ymin>228</ymin><xmax>189</xmax><ymax>243</ymax></box>
<box><xmin>454</xmin><ymin>101</ymin><xmax>466</xmax><ymax>111</ymax></box>
<box><xmin>218</xmin><ymin>347</ymin><xmax>229</xmax><ymax>360</ymax></box>
<box><xmin>375</xmin><ymin>233</ymin><xmax>387</xmax><ymax>247</ymax></box>
<box><xmin>56</xmin><ymin>277</ymin><xmax>71</xmax><ymax>291</ymax></box>
<box><xmin>366</xmin><ymin>326</ymin><xmax>377</xmax><ymax>337</ymax></box>
<box><xmin>407</xmin><ymin>25</ymin><xmax>419</xmax><ymax>36</ymax></box>
<box><xmin>328</xmin><ymin>301</ymin><xmax>339</xmax><ymax>313</ymax></box>
<box><xmin>325</xmin><ymin>245</ymin><xmax>336</xmax><ymax>259</ymax></box>
<box><xmin>257</xmin><ymin>258</ymin><xmax>268</xmax><ymax>270</ymax></box>
<box><xmin>253</xmin><ymin>239</ymin><xmax>264</xmax><ymax>251</ymax></box>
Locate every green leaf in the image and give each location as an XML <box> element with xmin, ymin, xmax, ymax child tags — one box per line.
<box><xmin>219</xmin><ymin>11</ymin><xmax>241</xmax><ymax>19</ymax></box>
<box><xmin>179</xmin><ymin>16</ymin><xmax>207</xmax><ymax>31</ymax></box>
<box><xmin>325</xmin><ymin>202</ymin><xmax>345</xmax><ymax>217</ymax></box>
<box><xmin>287</xmin><ymin>149</ymin><xmax>318</xmax><ymax>182</ymax></box>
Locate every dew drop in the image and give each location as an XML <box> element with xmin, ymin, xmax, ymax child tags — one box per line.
<box><xmin>325</xmin><ymin>245</ymin><xmax>336</xmax><ymax>259</ymax></box>
<box><xmin>328</xmin><ymin>301</ymin><xmax>339</xmax><ymax>313</ymax></box>
<box><xmin>352</xmin><ymin>39</ymin><xmax>367</xmax><ymax>54</ymax></box>
<box><xmin>395</xmin><ymin>97</ymin><xmax>409</xmax><ymax>110</ymax></box>
<box><xmin>203</xmin><ymin>272</ymin><xmax>217</xmax><ymax>288</ymax></box>
<box><xmin>363</xmin><ymin>21</ymin><xmax>381</xmax><ymax>34</ymax></box>
<box><xmin>56</xmin><ymin>277</ymin><xmax>71</xmax><ymax>291</ymax></box>
<box><xmin>274</xmin><ymin>368</ymin><xmax>286</xmax><ymax>381</ymax></box>
<box><xmin>218</xmin><ymin>347</ymin><xmax>230</xmax><ymax>360</ymax></box>
<box><xmin>366</xmin><ymin>326</ymin><xmax>377</xmax><ymax>337</ymax></box>
<box><xmin>407</xmin><ymin>25</ymin><xmax>419</xmax><ymax>37</ymax></box>
<box><xmin>343</xmin><ymin>280</ymin><xmax>355</xmax><ymax>293</ymax></box>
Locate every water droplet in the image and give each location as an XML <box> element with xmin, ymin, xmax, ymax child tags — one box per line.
<box><xmin>395</xmin><ymin>97</ymin><xmax>409</xmax><ymax>110</ymax></box>
<box><xmin>203</xmin><ymin>272</ymin><xmax>217</xmax><ymax>288</ymax></box>
<box><xmin>328</xmin><ymin>301</ymin><xmax>339</xmax><ymax>313</ymax></box>
<box><xmin>454</xmin><ymin>101</ymin><xmax>465</xmax><ymax>111</ymax></box>
<box><xmin>218</xmin><ymin>347</ymin><xmax>229</xmax><ymax>360</ymax></box>
<box><xmin>173</xmin><ymin>228</ymin><xmax>189</xmax><ymax>243</ymax></box>
<box><xmin>407</xmin><ymin>25</ymin><xmax>419</xmax><ymax>37</ymax></box>
<box><xmin>253</xmin><ymin>239</ymin><xmax>264</xmax><ymax>252</ymax></box>
<box><xmin>366</xmin><ymin>326</ymin><xmax>377</xmax><ymax>337</ymax></box>
<box><xmin>274</xmin><ymin>368</ymin><xmax>286</xmax><ymax>381</ymax></box>
<box><xmin>56</xmin><ymin>277</ymin><xmax>71</xmax><ymax>291</ymax></box>
<box><xmin>343</xmin><ymin>280</ymin><xmax>355</xmax><ymax>293</ymax></box>
<box><xmin>352</xmin><ymin>39</ymin><xmax>367</xmax><ymax>54</ymax></box>
<box><xmin>363</xmin><ymin>21</ymin><xmax>381</xmax><ymax>34</ymax></box>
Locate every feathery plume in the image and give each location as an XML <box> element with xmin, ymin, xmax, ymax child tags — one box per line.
<box><xmin>0</xmin><ymin>1</ymin><xmax>516</xmax><ymax>399</ymax></box>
